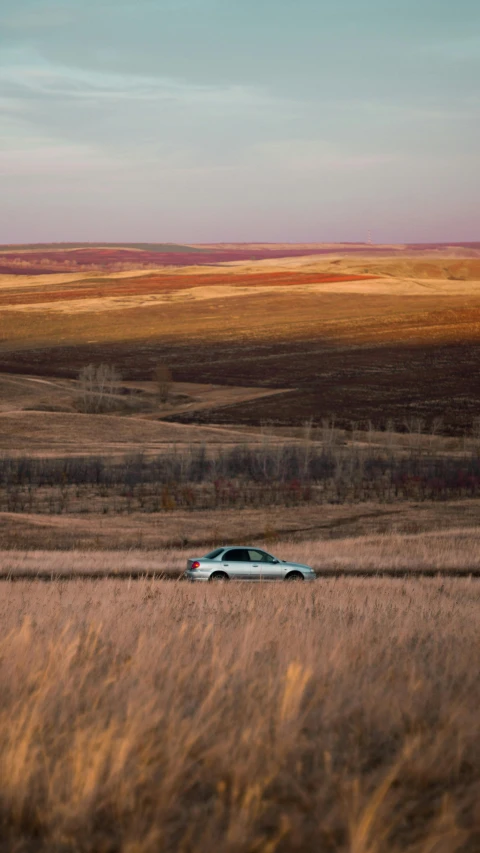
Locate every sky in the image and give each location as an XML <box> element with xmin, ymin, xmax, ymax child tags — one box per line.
<box><xmin>0</xmin><ymin>0</ymin><xmax>479</xmax><ymax>243</ymax></box>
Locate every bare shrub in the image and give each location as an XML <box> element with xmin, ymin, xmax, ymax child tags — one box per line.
<box><xmin>4</xmin><ymin>440</ymin><xmax>480</xmax><ymax>513</ymax></box>
<box><xmin>154</xmin><ymin>364</ymin><xmax>172</xmax><ymax>403</ymax></box>
<box><xmin>77</xmin><ymin>364</ymin><xmax>122</xmax><ymax>413</ymax></box>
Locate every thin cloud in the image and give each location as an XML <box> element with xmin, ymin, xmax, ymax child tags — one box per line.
<box><xmin>330</xmin><ymin>97</ymin><xmax>479</xmax><ymax>122</ymax></box>
<box><xmin>0</xmin><ymin>49</ymin><xmax>280</xmax><ymax>109</ymax></box>
<box><xmin>247</xmin><ymin>139</ymin><xmax>399</xmax><ymax>173</ymax></box>
<box><xmin>0</xmin><ymin>143</ymin><xmax>123</xmax><ymax>176</ymax></box>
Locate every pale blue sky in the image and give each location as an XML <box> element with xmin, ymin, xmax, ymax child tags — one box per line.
<box><xmin>0</xmin><ymin>0</ymin><xmax>479</xmax><ymax>243</ymax></box>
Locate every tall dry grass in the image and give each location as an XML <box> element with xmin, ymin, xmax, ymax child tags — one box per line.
<box><xmin>0</xmin><ymin>579</ymin><xmax>479</xmax><ymax>851</ymax></box>
<box><xmin>2</xmin><ymin>527</ymin><xmax>480</xmax><ymax>577</ymax></box>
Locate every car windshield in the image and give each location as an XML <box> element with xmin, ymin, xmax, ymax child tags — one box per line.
<box><xmin>204</xmin><ymin>548</ymin><xmax>224</xmax><ymax>559</ymax></box>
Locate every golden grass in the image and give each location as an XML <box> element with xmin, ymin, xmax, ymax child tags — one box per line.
<box><xmin>0</xmin><ymin>578</ymin><xmax>478</xmax><ymax>850</ymax></box>
<box><xmin>8</xmin><ymin>275</ymin><xmax>480</xmax><ymax>316</ymax></box>
<box><xmin>2</xmin><ymin>253</ymin><xmax>480</xmax><ymax>351</ymax></box>
<box><xmin>3</xmin><ymin>526</ymin><xmax>480</xmax><ymax>577</ymax></box>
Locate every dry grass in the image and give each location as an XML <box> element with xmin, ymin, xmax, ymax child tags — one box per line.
<box><xmin>3</xmin><ymin>527</ymin><xmax>480</xmax><ymax>577</ymax></box>
<box><xmin>2</xmin><ymin>499</ymin><xmax>480</xmax><ymax>551</ymax></box>
<box><xmin>0</xmin><ymin>410</ymin><xmax>275</xmax><ymax>454</ymax></box>
<box><xmin>2</xmin><ymin>253</ymin><xmax>480</xmax><ymax>349</ymax></box>
<box><xmin>0</xmin><ymin>578</ymin><xmax>479</xmax><ymax>850</ymax></box>
<box><xmin>0</xmin><ymin>372</ymin><xmax>290</xmax><ymax>437</ymax></box>
<box><xmin>290</xmin><ymin>529</ymin><xmax>480</xmax><ymax>573</ymax></box>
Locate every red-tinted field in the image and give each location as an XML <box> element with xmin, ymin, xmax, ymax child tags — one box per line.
<box><xmin>0</xmin><ymin>245</ymin><xmax>372</xmax><ymax>274</ymax></box>
<box><xmin>0</xmin><ymin>271</ymin><xmax>378</xmax><ymax>307</ymax></box>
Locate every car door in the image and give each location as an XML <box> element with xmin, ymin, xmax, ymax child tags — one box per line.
<box><xmin>221</xmin><ymin>548</ymin><xmax>251</xmax><ymax>579</ymax></box>
<box><xmin>246</xmin><ymin>549</ymin><xmax>283</xmax><ymax>581</ymax></box>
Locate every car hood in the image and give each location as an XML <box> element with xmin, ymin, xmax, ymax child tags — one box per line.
<box><xmin>284</xmin><ymin>561</ymin><xmax>313</xmax><ymax>570</ymax></box>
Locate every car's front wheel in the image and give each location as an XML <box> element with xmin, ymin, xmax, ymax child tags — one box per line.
<box><xmin>285</xmin><ymin>571</ymin><xmax>304</xmax><ymax>582</ymax></box>
<box><xmin>209</xmin><ymin>571</ymin><xmax>229</xmax><ymax>582</ymax></box>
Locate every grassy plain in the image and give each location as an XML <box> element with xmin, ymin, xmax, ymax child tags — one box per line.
<box><xmin>1</xmin><ymin>579</ymin><xmax>479</xmax><ymax>851</ymax></box>
<box><xmin>1</xmin><ymin>245</ymin><xmax>480</xmax><ymax>556</ymax></box>
<box><xmin>1</xmin><ymin>244</ymin><xmax>480</xmax><ymax>850</ymax></box>
<box><xmin>1</xmin><ymin>249</ymin><xmax>480</xmax><ymax>431</ymax></box>
<box><xmin>2</xmin><ymin>498</ymin><xmax>480</xmax><ymax>551</ymax></box>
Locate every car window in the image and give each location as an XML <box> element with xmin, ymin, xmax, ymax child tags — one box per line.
<box><xmin>248</xmin><ymin>550</ymin><xmax>276</xmax><ymax>563</ymax></box>
<box><xmin>204</xmin><ymin>548</ymin><xmax>223</xmax><ymax>559</ymax></box>
<box><xmin>224</xmin><ymin>549</ymin><xmax>249</xmax><ymax>561</ymax></box>
<box><xmin>248</xmin><ymin>549</ymin><xmax>267</xmax><ymax>562</ymax></box>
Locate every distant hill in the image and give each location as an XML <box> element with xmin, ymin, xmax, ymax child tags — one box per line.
<box><xmin>0</xmin><ymin>242</ymin><xmax>202</xmax><ymax>253</ymax></box>
<box><xmin>0</xmin><ymin>241</ymin><xmax>479</xmax><ymax>276</ymax></box>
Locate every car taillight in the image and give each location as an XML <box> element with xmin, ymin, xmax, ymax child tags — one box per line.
<box><xmin>191</xmin><ymin>561</ymin><xmax>200</xmax><ymax>570</ymax></box>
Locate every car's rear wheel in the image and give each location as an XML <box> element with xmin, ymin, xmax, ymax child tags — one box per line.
<box><xmin>285</xmin><ymin>571</ymin><xmax>304</xmax><ymax>582</ymax></box>
<box><xmin>209</xmin><ymin>571</ymin><xmax>229</xmax><ymax>582</ymax></box>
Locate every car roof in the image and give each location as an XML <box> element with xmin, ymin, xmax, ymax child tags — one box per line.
<box><xmin>214</xmin><ymin>545</ymin><xmax>272</xmax><ymax>550</ymax></box>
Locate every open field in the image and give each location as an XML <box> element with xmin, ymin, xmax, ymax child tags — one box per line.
<box><xmin>0</xmin><ymin>372</ymin><xmax>291</xmax><ymax>443</ymax></box>
<box><xmin>2</xmin><ymin>244</ymin><xmax>480</xmax><ymax>555</ymax></box>
<box><xmin>0</xmin><ymin>409</ymin><xmax>287</xmax><ymax>454</ymax></box>
<box><xmin>2</xmin><ymin>498</ymin><xmax>480</xmax><ymax>550</ymax></box>
<box><xmin>2</xmin><ymin>244</ymin><xmax>480</xmax><ymax>850</ymax></box>
<box><xmin>3</xmin><ymin>526</ymin><xmax>480</xmax><ymax>577</ymax></box>
<box><xmin>0</xmin><ymin>578</ymin><xmax>479</xmax><ymax>850</ymax></box>
<box><xmin>1</xmin><ymin>247</ymin><xmax>480</xmax><ymax>430</ymax></box>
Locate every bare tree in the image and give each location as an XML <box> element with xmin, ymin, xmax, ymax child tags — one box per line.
<box><xmin>321</xmin><ymin>415</ymin><xmax>336</xmax><ymax>448</ymax></box>
<box><xmin>302</xmin><ymin>417</ymin><xmax>313</xmax><ymax>480</ymax></box>
<box><xmin>77</xmin><ymin>364</ymin><xmax>122</xmax><ymax>413</ymax></box>
<box><xmin>404</xmin><ymin>415</ymin><xmax>425</xmax><ymax>453</ymax></box>
<box><xmin>154</xmin><ymin>364</ymin><xmax>172</xmax><ymax>404</ymax></box>
<box><xmin>384</xmin><ymin>418</ymin><xmax>397</xmax><ymax>454</ymax></box>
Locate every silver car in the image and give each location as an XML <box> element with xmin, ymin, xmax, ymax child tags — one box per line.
<box><xmin>185</xmin><ymin>546</ymin><xmax>316</xmax><ymax>582</ymax></box>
